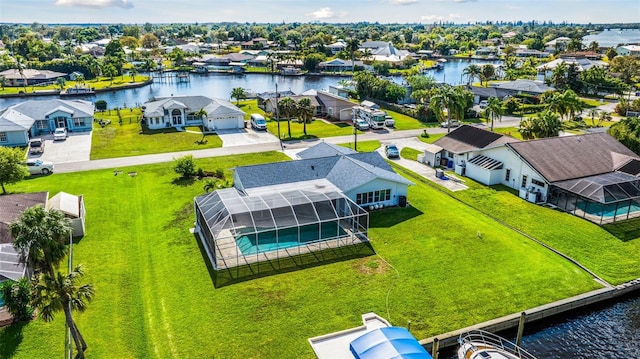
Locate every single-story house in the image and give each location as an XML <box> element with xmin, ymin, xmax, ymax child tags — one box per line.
<box><xmin>0</xmin><ymin>192</ymin><xmax>48</xmax><ymax>282</ymax></box>
<box><xmin>536</xmin><ymin>58</ymin><xmax>608</xmax><ymax>80</ymax></box>
<box><xmin>318</xmin><ymin>58</ymin><xmax>364</xmax><ymax>72</ymax></box>
<box><xmin>616</xmin><ymin>45</ymin><xmax>640</xmax><ymax>56</ymax></box>
<box><xmin>257</xmin><ymin>90</ymin><xmax>355</xmax><ymax>121</ymax></box>
<box><xmin>142</xmin><ymin>96</ymin><xmax>245</xmax><ymax>131</ymax></box>
<box><xmin>327</xmin><ymin>41</ymin><xmax>346</xmax><ymax>54</ymax></box>
<box><xmin>515</xmin><ymin>49</ymin><xmax>550</xmax><ymax>58</ymax></box>
<box><xmin>261</xmin><ymin>94</ymin><xmax>322</xmax><ymax>117</ymax></box>
<box><xmin>490</xmin><ymin>79</ymin><xmax>554</xmax><ymax>96</ymax></box>
<box><xmin>466</xmin><ymin>86</ymin><xmax>512</xmax><ymax>104</ymax></box>
<box><xmin>544</xmin><ymin>37</ymin><xmax>571</xmax><ymax>52</ymax></box>
<box><xmin>194</xmin><ymin>142</ymin><xmax>412</xmax><ymax>270</ymax></box>
<box><xmin>0</xmin><ymin>69</ymin><xmax>67</xmax><ymax>87</ymax></box>
<box><xmin>0</xmin><ymin>99</ymin><xmax>94</xmax><ymax>146</ymax></box>
<box><xmin>432</xmin><ymin>125</ymin><xmax>520</xmax><ymax>173</ymax></box>
<box><xmin>436</xmin><ymin>127</ymin><xmax>640</xmax><ymax>223</ymax></box>
<box><xmin>359</xmin><ymin>41</ymin><xmax>411</xmax><ymax>63</ymax></box>
<box><xmin>46</xmin><ymin>192</ymin><xmax>86</xmax><ymax>237</ymax></box>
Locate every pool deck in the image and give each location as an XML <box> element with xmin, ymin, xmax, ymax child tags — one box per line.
<box><xmin>212</xmin><ymin>225</ymin><xmax>369</xmax><ymax>270</ymax></box>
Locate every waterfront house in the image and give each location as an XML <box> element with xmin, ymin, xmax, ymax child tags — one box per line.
<box><xmin>616</xmin><ymin>45</ymin><xmax>640</xmax><ymax>56</ymax></box>
<box><xmin>536</xmin><ymin>58</ymin><xmax>607</xmax><ymax>81</ymax></box>
<box><xmin>318</xmin><ymin>58</ymin><xmax>364</xmax><ymax>72</ymax></box>
<box><xmin>0</xmin><ymin>99</ymin><xmax>94</xmax><ymax>146</ymax></box>
<box><xmin>544</xmin><ymin>37</ymin><xmax>571</xmax><ymax>52</ymax></box>
<box><xmin>142</xmin><ymin>96</ymin><xmax>245</xmax><ymax>131</ymax></box>
<box><xmin>433</xmin><ymin>127</ymin><xmax>640</xmax><ymax>223</ymax></box>
<box><xmin>0</xmin><ymin>69</ymin><xmax>67</xmax><ymax>87</ymax></box>
<box><xmin>490</xmin><ymin>79</ymin><xmax>554</xmax><ymax>96</ymax></box>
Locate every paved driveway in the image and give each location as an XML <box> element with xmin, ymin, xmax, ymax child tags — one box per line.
<box><xmin>217</xmin><ymin>128</ymin><xmax>279</xmax><ymax>147</ymax></box>
<box><xmin>28</xmin><ymin>131</ymin><xmax>92</xmax><ymax>164</ymax></box>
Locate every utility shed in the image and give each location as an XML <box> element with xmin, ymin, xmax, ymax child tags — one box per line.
<box><xmin>47</xmin><ymin>192</ymin><xmax>86</xmax><ymax>237</ymax></box>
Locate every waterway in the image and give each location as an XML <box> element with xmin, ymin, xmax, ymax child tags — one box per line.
<box><xmin>444</xmin><ymin>293</ymin><xmax>640</xmax><ymax>358</ymax></box>
<box><xmin>0</xmin><ymin>58</ymin><xmax>499</xmax><ymax>109</ymax></box>
<box><xmin>582</xmin><ymin>28</ymin><xmax>640</xmax><ymax>48</ymax></box>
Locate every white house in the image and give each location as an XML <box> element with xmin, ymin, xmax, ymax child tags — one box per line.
<box><xmin>616</xmin><ymin>45</ymin><xmax>640</xmax><ymax>56</ymax></box>
<box><xmin>142</xmin><ymin>96</ymin><xmax>245</xmax><ymax>131</ymax></box>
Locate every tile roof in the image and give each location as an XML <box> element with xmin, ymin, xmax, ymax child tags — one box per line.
<box><xmin>507</xmin><ymin>132</ymin><xmax>640</xmax><ymax>183</ymax></box>
<box><xmin>143</xmin><ymin>96</ymin><xmax>244</xmax><ymax>118</ymax></box>
<box><xmin>433</xmin><ymin>125</ymin><xmax>518</xmax><ymax>154</ymax></box>
<box><xmin>492</xmin><ymin>80</ymin><xmax>554</xmax><ymax>94</ymax></box>
<box><xmin>5</xmin><ymin>99</ymin><xmax>94</xmax><ymax>122</ymax></box>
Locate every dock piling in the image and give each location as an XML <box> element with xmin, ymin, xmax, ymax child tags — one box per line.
<box><xmin>516</xmin><ymin>311</ymin><xmax>526</xmax><ymax>347</ymax></box>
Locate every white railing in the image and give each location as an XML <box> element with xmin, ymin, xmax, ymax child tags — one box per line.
<box><xmin>458</xmin><ymin>330</ymin><xmax>537</xmax><ymax>359</ymax></box>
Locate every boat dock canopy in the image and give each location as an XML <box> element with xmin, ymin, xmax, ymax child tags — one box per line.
<box><xmin>349</xmin><ymin>327</ymin><xmax>432</xmax><ymax>359</ymax></box>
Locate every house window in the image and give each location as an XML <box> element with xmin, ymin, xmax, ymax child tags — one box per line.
<box><xmin>73</xmin><ymin>118</ymin><xmax>85</xmax><ymax>127</ymax></box>
<box><xmin>0</xmin><ymin>132</ymin><xmax>6</xmax><ymax>142</ymax></box>
<box><xmin>36</xmin><ymin>120</ymin><xmax>48</xmax><ymax>129</ymax></box>
<box><xmin>521</xmin><ymin>175</ymin><xmax>528</xmax><ymax>188</ymax></box>
<box><xmin>356</xmin><ymin>189</ymin><xmax>391</xmax><ymax>205</ymax></box>
<box><xmin>505</xmin><ymin>169</ymin><xmax>511</xmax><ymax>181</ymax></box>
<box><xmin>531</xmin><ymin>178</ymin><xmax>545</xmax><ymax>187</ymax></box>
<box><xmin>172</xmin><ymin>109</ymin><xmax>182</xmax><ymax>125</ymax></box>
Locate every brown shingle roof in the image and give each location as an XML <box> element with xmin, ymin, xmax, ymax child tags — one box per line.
<box><xmin>507</xmin><ymin>133</ymin><xmax>640</xmax><ymax>183</ymax></box>
<box><xmin>0</xmin><ymin>192</ymin><xmax>48</xmax><ymax>244</ymax></box>
<box><xmin>433</xmin><ymin>125</ymin><xmax>519</xmax><ymax>154</ymax></box>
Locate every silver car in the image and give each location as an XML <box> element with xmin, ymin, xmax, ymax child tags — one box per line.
<box><xmin>24</xmin><ymin>159</ymin><xmax>54</xmax><ymax>175</ymax></box>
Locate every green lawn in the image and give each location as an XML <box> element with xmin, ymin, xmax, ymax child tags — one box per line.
<box><xmin>493</xmin><ymin>127</ymin><xmax>524</xmax><ymax>140</ymax></box>
<box><xmin>0</xmin><ymin>76</ymin><xmax>150</xmax><ymax>95</ymax></box>
<box><xmin>445</xmin><ymin>180</ymin><xmax>640</xmax><ymax>284</ymax></box>
<box><xmin>91</xmin><ymin>110</ymin><xmax>222</xmax><ymax>159</ymax></box>
<box><xmin>338</xmin><ymin>140</ymin><xmax>381</xmax><ymax>152</ymax></box>
<box><xmin>385</xmin><ymin>110</ymin><xmax>428</xmax><ymax>130</ymax></box>
<box><xmin>268</xmin><ymin>119</ymin><xmax>359</xmax><ymax>140</ymax></box>
<box><xmin>0</xmin><ymin>153</ymin><xmax>602</xmax><ymax>359</ymax></box>
<box><xmin>418</xmin><ymin>133</ymin><xmax>445</xmax><ymax>144</ymax></box>
<box><xmin>400</xmin><ymin>147</ymin><xmax>421</xmax><ymax>160</ymax></box>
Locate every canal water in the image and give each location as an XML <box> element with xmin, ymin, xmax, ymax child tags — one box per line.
<box><xmin>443</xmin><ymin>293</ymin><xmax>640</xmax><ymax>358</ymax></box>
<box><xmin>582</xmin><ymin>28</ymin><xmax>640</xmax><ymax>48</ymax></box>
<box><xmin>0</xmin><ymin>58</ymin><xmax>498</xmax><ymax>109</ymax></box>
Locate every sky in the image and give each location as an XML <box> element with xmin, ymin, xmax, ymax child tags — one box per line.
<box><xmin>1</xmin><ymin>0</ymin><xmax>638</xmax><ymax>25</ymax></box>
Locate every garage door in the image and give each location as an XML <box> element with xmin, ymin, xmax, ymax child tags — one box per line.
<box><xmin>209</xmin><ymin>116</ymin><xmax>242</xmax><ymax>130</ymax></box>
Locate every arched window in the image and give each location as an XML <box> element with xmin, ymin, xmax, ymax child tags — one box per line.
<box><xmin>172</xmin><ymin>109</ymin><xmax>182</xmax><ymax>125</ymax></box>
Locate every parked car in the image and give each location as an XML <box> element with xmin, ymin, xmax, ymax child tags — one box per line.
<box><xmin>384</xmin><ymin>116</ymin><xmax>395</xmax><ymax>128</ymax></box>
<box><xmin>479</xmin><ymin>100</ymin><xmax>488</xmax><ymax>109</ymax></box>
<box><xmin>24</xmin><ymin>159</ymin><xmax>54</xmax><ymax>175</ymax></box>
<box><xmin>355</xmin><ymin>119</ymin><xmax>370</xmax><ymax>131</ymax></box>
<box><xmin>250</xmin><ymin>114</ymin><xmax>267</xmax><ymax>130</ymax></box>
<box><xmin>28</xmin><ymin>138</ymin><xmax>44</xmax><ymax>154</ymax></box>
<box><xmin>53</xmin><ymin>127</ymin><xmax>67</xmax><ymax>141</ymax></box>
<box><xmin>440</xmin><ymin>120</ymin><xmax>461</xmax><ymax>128</ymax></box>
<box><xmin>385</xmin><ymin>144</ymin><xmax>400</xmax><ymax>159</ymax></box>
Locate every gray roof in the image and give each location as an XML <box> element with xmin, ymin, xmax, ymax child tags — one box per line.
<box><xmin>297</xmin><ymin>142</ymin><xmax>356</xmax><ymax>159</ymax></box>
<box><xmin>143</xmin><ymin>96</ymin><xmax>244</xmax><ymax>118</ymax></box>
<box><xmin>0</xmin><ymin>68</ymin><xmax>66</xmax><ymax>80</ymax></box>
<box><xmin>507</xmin><ymin>132</ymin><xmax>640</xmax><ymax>183</ymax></box>
<box><xmin>3</xmin><ymin>100</ymin><xmax>94</xmax><ymax>125</ymax></box>
<box><xmin>466</xmin><ymin>86</ymin><xmax>511</xmax><ymax>99</ymax></box>
<box><xmin>492</xmin><ymin>80</ymin><xmax>554</xmax><ymax>94</ymax></box>
<box><xmin>434</xmin><ymin>125</ymin><xmax>519</xmax><ymax>154</ymax></box>
<box><xmin>235</xmin><ymin>147</ymin><xmax>411</xmax><ymax>192</ymax></box>
<box><xmin>0</xmin><ymin>192</ymin><xmax>48</xmax><ymax>244</ymax></box>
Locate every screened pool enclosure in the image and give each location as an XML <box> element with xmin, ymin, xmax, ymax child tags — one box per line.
<box><xmin>547</xmin><ymin>172</ymin><xmax>640</xmax><ymax>224</ymax></box>
<box><xmin>194</xmin><ymin>188</ymin><xmax>369</xmax><ymax>270</ymax></box>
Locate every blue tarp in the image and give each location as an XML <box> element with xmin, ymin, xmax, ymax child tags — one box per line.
<box><xmin>349</xmin><ymin>327</ymin><xmax>432</xmax><ymax>359</ymax></box>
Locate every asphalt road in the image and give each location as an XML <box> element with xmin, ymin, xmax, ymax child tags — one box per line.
<box><xmin>54</xmin><ymin>119</ymin><xmax>525</xmax><ymax>173</ymax></box>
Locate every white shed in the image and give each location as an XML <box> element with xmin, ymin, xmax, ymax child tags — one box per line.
<box><xmin>418</xmin><ymin>143</ymin><xmax>443</xmax><ymax>167</ymax></box>
<box><xmin>47</xmin><ymin>192</ymin><xmax>86</xmax><ymax>237</ymax></box>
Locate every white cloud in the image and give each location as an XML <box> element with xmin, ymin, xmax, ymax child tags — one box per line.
<box><xmin>453</xmin><ymin>0</ymin><xmax>477</xmax><ymax>3</ymax></box>
<box><xmin>55</xmin><ymin>0</ymin><xmax>133</xmax><ymax>8</ymax></box>
<box><xmin>307</xmin><ymin>7</ymin><xmax>334</xmax><ymax>19</ymax></box>
<box><xmin>448</xmin><ymin>13</ymin><xmax>462</xmax><ymax>19</ymax></box>
<box><xmin>390</xmin><ymin>0</ymin><xmax>418</xmax><ymax>5</ymax></box>
<box><xmin>421</xmin><ymin>14</ymin><xmax>444</xmax><ymax>21</ymax></box>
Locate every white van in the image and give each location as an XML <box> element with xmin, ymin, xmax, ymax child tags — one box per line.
<box><xmin>250</xmin><ymin>114</ymin><xmax>267</xmax><ymax>130</ymax></box>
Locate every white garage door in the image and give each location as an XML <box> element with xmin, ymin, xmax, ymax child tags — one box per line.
<box><xmin>209</xmin><ymin>116</ymin><xmax>242</xmax><ymax>130</ymax></box>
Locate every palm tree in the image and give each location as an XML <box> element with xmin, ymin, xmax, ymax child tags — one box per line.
<box><xmin>485</xmin><ymin>97</ymin><xmax>504</xmax><ymax>131</ymax></box>
<box><xmin>10</xmin><ymin>206</ymin><xmax>72</xmax><ymax>279</ymax></box>
<box><xmin>32</xmin><ymin>265</ymin><xmax>94</xmax><ymax>359</ymax></box>
<box><xmin>278</xmin><ymin>97</ymin><xmax>296</xmax><ymax>138</ymax></box>
<box><xmin>480</xmin><ymin>64</ymin><xmax>495</xmax><ymax>87</ymax></box>
<box><xmin>194</xmin><ymin>108</ymin><xmax>208</xmax><ymax>133</ymax></box>
<box><xmin>230</xmin><ymin>87</ymin><xmax>246</xmax><ymax>105</ymax></box>
<box><xmin>463</xmin><ymin>64</ymin><xmax>481</xmax><ymax>85</ymax></box>
<box><xmin>346</xmin><ymin>38</ymin><xmax>360</xmax><ymax>73</ymax></box>
<box><xmin>429</xmin><ymin>85</ymin><xmax>468</xmax><ymax>133</ymax></box>
<box><xmin>297</xmin><ymin>97</ymin><xmax>314</xmax><ymax>136</ymax></box>
<box><xmin>56</xmin><ymin>77</ymin><xmax>66</xmax><ymax>91</ymax></box>
<box><xmin>203</xmin><ymin>179</ymin><xmax>217</xmax><ymax>192</ymax></box>
<box><xmin>518</xmin><ymin>118</ymin><xmax>536</xmax><ymax>140</ymax></box>
<box><xmin>129</xmin><ymin>67</ymin><xmax>138</xmax><ymax>82</ymax></box>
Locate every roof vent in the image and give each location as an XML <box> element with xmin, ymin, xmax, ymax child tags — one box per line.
<box><xmin>311</xmin><ymin>165</ymin><xmax>315</xmax><ymax>170</ymax></box>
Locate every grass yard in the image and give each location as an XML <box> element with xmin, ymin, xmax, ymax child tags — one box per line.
<box><xmin>385</xmin><ymin>110</ymin><xmax>428</xmax><ymax>130</ymax></box>
<box><xmin>338</xmin><ymin>140</ymin><xmax>381</xmax><ymax>152</ymax></box>
<box><xmin>400</xmin><ymin>147</ymin><xmax>421</xmax><ymax>160</ymax></box>
<box><xmin>91</xmin><ymin>110</ymin><xmax>222</xmax><ymax>159</ymax></box>
<box><xmin>445</xmin><ymin>180</ymin><xmax>640</xmax><ymax>285</ymax></box>
<box><xmin>0</xmin><ymin>153</ymin><xmax>602</xmax><ymax>359</ymax></box>
<box><xmin>0</xmin><ymin>76</ymin><xmax>150</xmax><ymax>95</ymax></box>
<box><xmin>267</xmin><ymin>119</ymin><xmax>359</xmax><ymax>140</ymax></box>
<box><xmin>235</xmin><ymin>99</ymin><xmax>265</xmax><ymax>119</ymax></box>
<box><xmin>493</xmin><ymin>127</ymin><xmax>524</xmax><ymax>140</ymax></box>
<box><xmin>418</xmin><ymin>133</ymin><xmax>445</xmax><ymax>144</ymax></box>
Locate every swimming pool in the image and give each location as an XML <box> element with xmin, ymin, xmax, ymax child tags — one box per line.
<box><xmin>236</xmin><ymin>222</ymin><xmax>347</xmax><ymax>255</ymax></box>
<box><xmin>578</xmin><ymin>201</ymin><xmax>640</xmax><ymax>219</ymax></box>
<box><xmin>0</xmin><ymin>292</ymin><xmax>4</xmax><ymax>307</ymax></box>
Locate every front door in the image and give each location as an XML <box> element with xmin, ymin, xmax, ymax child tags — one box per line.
<box><xmin>55</xmin><ymin>117</ymin><xmax>67</xmax><ymax>129</ymax></box>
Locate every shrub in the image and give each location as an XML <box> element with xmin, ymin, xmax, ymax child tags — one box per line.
<box><xmin>173</xmin><ymin>155</ymin><xmax>196</xmax><ymax>178</ymax></box>
<box><xmin>0</xmin><ymin>278</ymin><xmax>34</xmax><ymax>322</ymax></box>
<box><xmin>215</xmin><ymin>169</ymin><xmax>225</xmax><ymax>179</ymax></box>
<box><xmin>95</xmin><ymin>100</ymin><xmax>107</xmax><ymax>111</ymax></box>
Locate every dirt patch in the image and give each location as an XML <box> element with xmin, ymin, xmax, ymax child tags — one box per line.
<box><xmin>352</xmin><ymin>257</ymin><xmax>390</xmax><ymax>275</ymax></box>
